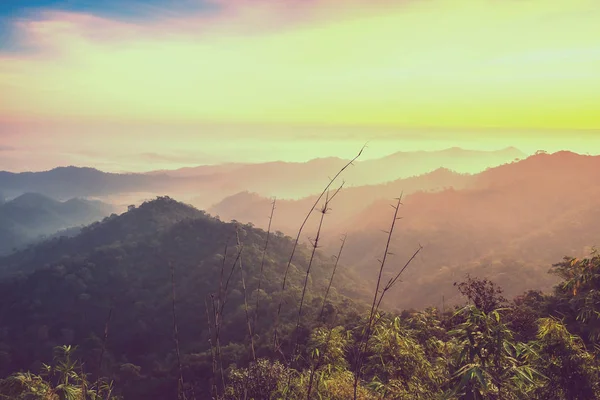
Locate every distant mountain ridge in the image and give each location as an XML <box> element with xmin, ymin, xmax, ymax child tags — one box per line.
<box><xmin>334</xmin><ymin>151</ymin><xmax>600</xmax><ymax>308</ymax></box>
<box><xmin>208</xmin><ymin>167</ymin><xmax>471</xmax><ymax>234</ymax></box>
<box><xmin>0</xmin><ymin>166</ymin><xmax>178</xmax><ymax>199</ymax></box>
<box><xmin>0</xmin><ymin>147</ymin><xmax>527</xmax><ymax>206</ymax></box>
<box><xmin>0</xmin><ymin>193</ymin><xmax>115</xmax><ymax>256</ymax></box>
<box><xmin>148</xmin><ymin>147</ymin><xmax>525</xmax><ymax>177</ymax></box>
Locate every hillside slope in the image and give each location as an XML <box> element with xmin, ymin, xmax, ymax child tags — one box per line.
<box><xmin>207</xmin><ymin>168</ymin><xmax>471</xmax><ymax>235</ymax></box>
<box><xmin>0</xmin><ymin>197</ymin><xmax>370</xmax><ymax>399</ymax></box>
<box><xmin>337</xmin><ymin>152</ymin><xmax>600</xmax><ymax>308</ymax></box>
<box><xmin>0</xmin><ymin>193</ymin><xmax>114</xmax><ymax>255</ymax></box>
<box><xmin>207</xmin><ymin>152</ymin><xmax>600</xmax><ymax>310</ymax></box>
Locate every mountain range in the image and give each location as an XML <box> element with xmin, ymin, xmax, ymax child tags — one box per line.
<box><xmin>0</xmin><ymin>147</ymin><xmax>526</xmax><ymax>208</ymax></box>
<box><xmin>1</xmin><ymin>149</ymin><xmax>596</xmax><ymax>310</ymax></box>
<box><xmin>208</xmin><ymin>151</ymin><xmax>600</xmax><ymax>309</ymax></box>
<box><xmin>1</xmin><ymin>147</ymin><xmax>599</xmax><ymax>398</ymax></box>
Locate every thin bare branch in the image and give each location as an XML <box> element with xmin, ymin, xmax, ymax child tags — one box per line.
<box><xmin>352</xmin><ymin>194</ymin><xmax>403</xmax><ymax>399</ymax></box>
<box><xmin>253</xmin><ymin>197</ymin><xmax>276</xmax><ymax>331</ymax></box>
<box><xmin>319</xmin><ymin>234</ymin><xmax>347</xmax><ymax>319</ymax></box>
<box><xmin>273</xmin><ymin>144</ymin><xmax>366</xmax><ymax>352</ymax></box>
<box><xmin>235</xmin><ymin>227</ymin><xmax>256</xmax><ymax>361</ymax></box>
<box><xmin>170</xmin><ymin>262</ymin><xmax>186</xmax><ymax>400</ymax></box>
<box><xmin>292</xmin><ymin>190</ymin><xmax>333</xmax><ymax>357</ymax></box>
<box><xmin>204</xmin><ymin>296</ymin><xmax>218</xmax><ymax>399</ymax></box>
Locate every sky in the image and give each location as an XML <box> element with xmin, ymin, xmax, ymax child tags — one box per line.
<box><xmin>0</xmin><ymin>0</ymin><xmax>599</xmax><ymax>172</ymax></box>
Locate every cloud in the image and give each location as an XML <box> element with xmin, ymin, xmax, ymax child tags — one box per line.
<box><xmin>0</xmin><ymin>145</ymin><xmax>15</xmax><ymax>151</ymax></box>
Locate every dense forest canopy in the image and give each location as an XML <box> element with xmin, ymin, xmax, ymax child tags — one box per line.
<box><xmin>0</xmin><ymin>194</ymin><xmax>599</xmax><ymax>399</ymax></box>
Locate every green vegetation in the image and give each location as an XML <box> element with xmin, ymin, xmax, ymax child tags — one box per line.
<box><xmin>217</xmin><ymin>253</ymin><xmax>600</xmax><ymax>400</ymax></box>
<box><xmin>0</xmin><ymin>345</ymin><xmax>118</xmax><ymax>400</ymax></box>
<box><xmin>0</xmin><ymin>195</ymin><xmax>599</xmax><ymax>399</ymax></box>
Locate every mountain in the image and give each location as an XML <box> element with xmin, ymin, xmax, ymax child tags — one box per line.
<box><xmin>0</xmin><ymin>197</ymin><xmax>369</xmax><ymax>399</ymax></box>
<box><xmin>0</xmin><ymin>193</ymin><xmax>115</xmax><ymax>256</ymax></box>
<box><xmin>0</xmin><ymin>148</ymin><xmax>525</xmax><ymax>211</ymax></box>
<box><xmin>334</xmin><ymin>151</ymin><xmax>600</xmax><ymax>309</ymax></box>
<box><xmin>342</xmin><ymin>146</ymin><xmax>526</xmax><ymax>184</ymax></box>
<box><xmin>207</xmin><ymin>168</ymin><xmax>471</xmax><ymax>235</ymax></box>
<box><xmin>206</xmin><ymin>151</ymin><xmax>600</xmax><ymax>310</ymax></box>
<box><xmin>0</xmin><ymin>166</ymin><xmax>232</xmax><ymax>210</ymax></box>
<box><xmin>0</xmin><ymin>166</ymin><xmax>186</xmax><ymax>199</ymax></box>
<box><xmin>178</xmin><ymin>148</ymin><xmax>526</xmax><ymax>200</ymax></box>
<box><xmin>0</xmin><ymin>196</ymin><xmax>203</xmax><ymax>277</ymax></box>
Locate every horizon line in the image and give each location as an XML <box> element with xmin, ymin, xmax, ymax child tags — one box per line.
<box><xmin>5</xmin><ymin>146</ymin><xmax>596</xmax><ymax>175</ymax></box>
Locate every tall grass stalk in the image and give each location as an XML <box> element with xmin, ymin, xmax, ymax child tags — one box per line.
<box><xmin>351</xmin><ymin>195</ymin><xmax>419</xmax><ymax>399</ymax></box>
<box><xmin>253</xmin><ymin>197</ymin><xmax>276</xmax><ymax>331</ymax></box>
<box><xmin>213</xmin><ymin>241</ymin><xmax>230</xmax><ymax>392</ymax></box>
<box><xmin>292</xmin><ymin>185</ymin><xmax>343</xmax><ymax>358</ymax></box>
<box><xmin>272</xmin><ymin>144</ymin><xmax>366</xmax><ymax>353</ymax></box>
<box><xmin>212</xmin><ymin>234</ymin><xmax>244</xmax><ymax>393</ymax></box>
<box><xmin>204</xmin><ymin>296</ymin><xmax>218</xmax><ymax>399</ymax></box>
<box><xmin>319</xmin><ymin>234</ymin><xmax>347</xmax><ymax>319</ymax></box>
<box><xmin>306</xmin><ymin>314</ymin><xmax>338</xmax><ymax>400</ymax></box>
<box><xmin>170</xmin><ymin>262</ymin><xmax>186</xmax><ymax>400</ymax></box>
<box><xmin>235</xmin><ymin>227</ymin><xmax>256</xmax><ymax>361</ymax></box>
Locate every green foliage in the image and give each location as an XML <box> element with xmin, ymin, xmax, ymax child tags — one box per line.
<box><xmin>307</xmin><ymin>326</ymin><xmax>349</xmax><ymax>371</ymax></box>
<box><xmin>454</xmin><ymin>276</ymin><xmax>508</xmax><ymax>314</ymax></box>
<box><xmin>365</xmin><ymin>316</ymin><xmax>442</xmax><ymax>399</ymax></box>
<box><xmin>1</xmin><ymin>198</ymin><xmax>599</xmax><ymax>400</ymax></box>
<box><xmin>0</xmin><ymin>345</ymin><xmax>119</xmax><ymax>400</ymax></box>
<box><xmin>224</xmin><ymin>359</ymin><xmax>291</xmax><ymax>400</ymax></box>
<box><xmin>531</xmin><ymin>318</ymin><xmax>600</xmax><ymax>399</ymax></box>
<box><xmin>550</xmin><ymin>249</ymin><xmax>600</xmax><ymax>342</ymax></box>
<box><xmin>446</xmin><ymin>306</ymin><xmax>543</xmax><ymax>399</ymax></box>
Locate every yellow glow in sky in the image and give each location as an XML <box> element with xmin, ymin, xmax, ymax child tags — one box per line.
<box><xmin>1</xmin><ymin>0</ymin><xmax>600</xmax><ymax>172</ymax></box>
<box><xmin>1</xmin><ymin>0</ymin><xmax>599</xmax><ymax>129</ymax></box>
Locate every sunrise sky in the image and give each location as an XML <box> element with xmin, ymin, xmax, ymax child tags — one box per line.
<box><xmin>1</xmin><ymin>0</ymin><xmax>599</xmax><ymax>172</ymax></box>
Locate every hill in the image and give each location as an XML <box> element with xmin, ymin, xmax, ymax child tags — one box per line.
<box><xmin>0</xmin><ymin>197</ymin><xmax>370</xmax><ymax>399</ymax></box>
<box><xmin>0</xmin><ymin>166</ymin><xmax>203</xmax><ymax>201</ymax></box>
<box><xmin>1</xmin><ymin>197</ymin><xmax>599</xmax><ymax>400</ymax></box>
<box><xmin>335</xmin><ymin>151</ymin><xmax>600</xmax><ymax>308</ymax></box>
<box><xmin>206</xmin><ymin>151</ymin><xmax>600</xmax><ymax>310</ymax></box>
<box><xmin>0</xmin><ymin>193</ymin><xmax>115</xmax><ymax>256</ymax></box>
<box><xmin>207</xmin><ymin>168</ymin><xmax>470</xmax><ymax>235</ymax></box>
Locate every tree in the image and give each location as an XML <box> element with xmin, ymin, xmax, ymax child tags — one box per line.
<box><xmin>446</xmin><ymin>306</ymin><xmax>542</xmax><ymax>399</ymax></box>
<box><xmin>532</xmin><ymin>318</ymin><xmax>600</xmax><ymax>400</ymax></box>
<box><xmin>454</xmin><ymin>276</ymin><xmax>507</xmax><ymax>313</ymax></box>
<box><xmin>550</xmin><ymin>249</ymin><xmax>600</xmax><ymax>343</ymax></box>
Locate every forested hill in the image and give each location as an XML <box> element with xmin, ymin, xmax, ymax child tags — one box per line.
<box><xmin>0</xmin><ymin>193</ymin><xmax>114</xmax><ymax>256</ymax></box>
<box><xmin>0</xmin><ymin>196</ymin><xmax>370</xmax><ymax>399</ymax></box>
<box><xmin>0</xmin><ymin>196</ymin><xmax>211</xmax><ymax>278</ymax></box>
